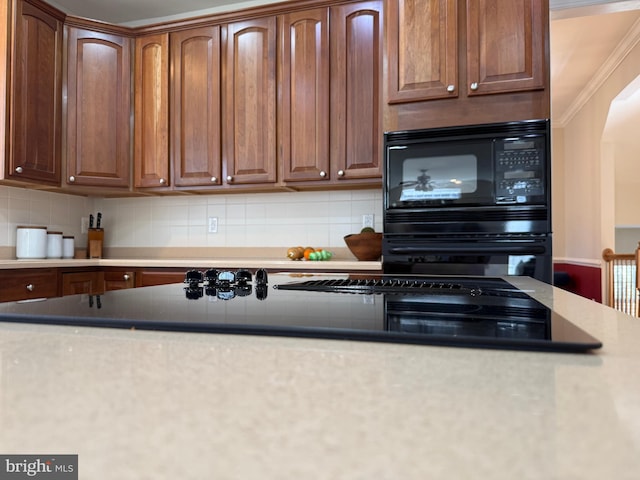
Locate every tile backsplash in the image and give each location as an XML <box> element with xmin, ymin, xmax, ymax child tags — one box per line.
<box><xmin>0</xmin><ymin>185</ymin><xmax>383</xmax><ymax>256</ymax></box>
<box><xmin>94</xmin><ymin>189</ymin><xmax>383</xmax><ymax>249</ymax></box>
<box><xmin>0</xmin><ymin>186</ymin><xmax>93</xmax><ymax>254</ymax></box>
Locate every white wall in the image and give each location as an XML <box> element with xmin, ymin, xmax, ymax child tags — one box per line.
<box><xmin>556</xmin><ymin>34</ymin><xmax>640</xmax><ymax>263</ymax></box>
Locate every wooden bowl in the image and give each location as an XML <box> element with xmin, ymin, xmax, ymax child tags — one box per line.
<box><xmin>344</xmin><ymin>232</ymin><xmax>383</xmax><ymax>261</ymax></box>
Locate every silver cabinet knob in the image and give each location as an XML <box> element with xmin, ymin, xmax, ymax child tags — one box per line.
<box><xmin>337</xmin><ymin>170</ymin><xmax>345</xmax><ymax>177</ymax></box>
<box><xmin>211</xmin><ymin>176</ymin><xmax>217</xmax><ymax>183</ymax></box>
<box><xmin>159</xmin><ymin>178</ymin><xmax>166</xmax><ymax>185</ymax></box>
<box><xmin>15</xmin><ymin>166</ymin><xmax>23</xmax><ymax>174</ymax></box>
<box><xmin>226</xmin><ymin>175</ymin><xmax>233</xmax><ymax>182</ymax></box>
<box><xmin>319</xmin><ymin>171</ymin><xmax>327</xmax><ymax>178</ymax></box>
<box><xmin>68</xmin><ymin>176</ymin><xmax>75</xmax><ymax>182</ymax></box>
<box><xmin>123</xmin><ymin>274</ymin><xmax>130</xmax><ymax>281</ymax></box>
<box><xmin>26</xmin><ymin>284</ymin><xmax>34</xmax><ymax>292</ymax></box>
<box><xmin>447</xmin><ymin>85</ymin><xmax>455</xmax><ymax>92</ymax></box>
<box><xmin>470</xmin><ymin>82</ymin><xmax>479</xmax><ymax>91</ymax></box>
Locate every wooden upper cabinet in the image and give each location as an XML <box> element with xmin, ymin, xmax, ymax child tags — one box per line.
<box><xmin>388</xmin><ymin>0</ymin><xmax>457</xmax><ymax>103</ymax></box>
<box><xmin>171</xmin><ymin>26</ymin><xmax>222</xmax><ymax>189</ymax></box>
<box><xmin>134</xmin><ymin>33</ymin><xmax>169</xmax><ymax>189</ymax></box>
<box><xmin>65</xmin><ymin>27</ymin><xmax>131</xmax><ymax>188</ymax></box>
<box><xmin>6</xmin><ymin>0</ymin><xmax>63</xmax><ymax>185</ymax></box>
<box><xmin>223</xmin><ymin>17</ymin><xmax>277</xmax><ymax>186</ymax></box>
<box><xmin>330</xmin><ymin>1</ymin><xmax>384</xmax><ymax>181</ymax></box>
<box><xmin>387</xmin><ymin>0</ymin><xmax>547</xmax><ymax>105</ymax></box>
<box><xmin>466</xmin><ymin>0</ymin><xmax>546</xmax><ymax>96</ymax></box>
<box><xmin>280</xmin><ymin>8</ymin><xmax>330</xmax><ymax>183</ymax></box>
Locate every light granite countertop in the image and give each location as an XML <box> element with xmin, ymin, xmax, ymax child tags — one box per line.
<box><xmin>0</xmin><ymin>275</ymin><xmax>639</xmax><ymax>479</ymax></box>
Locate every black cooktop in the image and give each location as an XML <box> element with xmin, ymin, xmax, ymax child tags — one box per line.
<box><xmin>0</xmin><ymin>273</ymin><xmax>601</xmax><ymax>353</ymax></box>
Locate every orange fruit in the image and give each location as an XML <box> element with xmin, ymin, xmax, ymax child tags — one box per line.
<box><xmin>303</xmin><ymin>247</ymin><xmax>315</xmax><ymax>260</ymax></box>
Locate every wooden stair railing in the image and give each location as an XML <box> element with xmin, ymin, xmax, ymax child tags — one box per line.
<box><xmin>602</xmin><ymin>242</ymin><xmax>639</xmax><ymax>317</ymax></box>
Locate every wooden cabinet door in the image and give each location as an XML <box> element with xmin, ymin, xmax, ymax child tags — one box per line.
<box><xmin>387</xmin><ymin>0</ymin><xmax>458</xmax><ymax>103</ymax></box>
<box><xmin>6</xmin><ymin>0</ymin><xmax>62</xmax><ymax>186</ymax></box>
<box><xmin>330</xmin><ymin>1</ymin><xmax>384</xmax><ymax>181</ymax></box>
<box><xmin>66</xmin><ymin>27</ymin><xmax>131</xmax><ymax>188</ymax></box>
<box><xmin>280</xmin><ymin>8</ymin><xmax>330</xmax><ymax>183</ymax></box>
<box><xmin>171</xmin><ymin>26</ymin><xmax>223</xmax><ymax>188</ymax></box>
<box><xmin>223</xmin><ymin>17</ymin><xmax>277</xmax><ymax>186</ymax></box>
<box><xmin>61</xmin><ymin>271</ymin><xmax>104</xmax><ymax>296</ymax></box>
<box><xmin>134</xmin><ymin>33</ymin><xmax>170</xmax><ymax>189</ymax></box>
<box><xmin>466</xmin><ymin>0</ymin><xmax>546</xmax><ymax>96</ymax></box>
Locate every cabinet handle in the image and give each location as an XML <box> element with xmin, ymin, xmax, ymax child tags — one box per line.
<box><xmin>211</xmin><ymin>176</ymin><xmax>217</xmax><ymax>183</ymax></box>
<box><xmin>470</xmin><ymin>82</ymin><xmax>479</xmax><ymax>91</ymax></box>
<box><xmin>226</xmin><ymin>175</ymin><xmax>233</xmax><ymax>182</ymax></box>
<box><xmin>69</xmin><ymin>176</ymin><xmax>75</xmax><ymax>182</ymax></box>
<box><xmin>26</xmin><ymin>284</ymin><xmax>34</xmax><ymax>292</ymax></box>
<box><xmin>337</xmin><ymin>170</ymin><xmax>345</xmax><ymax>177</ymax></box>
<box><xmin>15</xmin><ymin>166</ymin><xmax>23</xmax><ymax>174</ymax></box>
<box><xmin>123</xmin><ymin>274</ymin><xmax>130</xmax><ymax>281</ymax></box>
<box><xmin>447</xmin><ymin>85</ymin><xmax>455</xmax><ymax>92</ymax></box>
<box><xmin>319</xmin><ymin>171</ymin><xmax>327</xmax><ymax>178</ymax></box>
<box><xmin>159</xmin><ymin>178</ymin><xmax>166</xmax><ymax>185</ymax></box>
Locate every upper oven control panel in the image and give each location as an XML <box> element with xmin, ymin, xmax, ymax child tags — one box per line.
<box><xmin>494</xmin><ymin>136</ymin><xmax>546</xmax><ymax>203</ymax></box>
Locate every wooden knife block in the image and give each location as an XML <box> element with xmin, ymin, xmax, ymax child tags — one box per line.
<box><xmin>87</xmin><ymin>228</ymin><xmax>104</xmax><ymax>258</ymax></box>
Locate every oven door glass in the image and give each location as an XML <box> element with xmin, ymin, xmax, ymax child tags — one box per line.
<box><xmin>386</xmin><ymin>140</ymin><xmax>494</xmax><ymax>208</ymax></box>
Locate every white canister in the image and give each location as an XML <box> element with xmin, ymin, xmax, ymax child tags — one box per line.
<box><xmin>16</xmin><ymin>226</ymin><xmax>48</xmax><ymax>259</ymax></box>
<box><xmin>46</xmin><ymin>231</ymin><xmax>63</xmax><ymax>259</ymax></box>
<box><xmin>63</xmin><ymin>236</ymin><xmax>75</xmax><ymax>258</ymax></box>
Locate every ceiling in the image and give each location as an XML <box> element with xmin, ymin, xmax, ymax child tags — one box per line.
<box><xmin>46</xmin><ymin>0</ymin><xmax>640</xmax><ymax>126</ymax></box>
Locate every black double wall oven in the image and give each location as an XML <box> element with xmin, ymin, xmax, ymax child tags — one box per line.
<box><xmin>383</xmin><ymin>119</ymin><xmax>552</xmax><ymax>283</ymax></box>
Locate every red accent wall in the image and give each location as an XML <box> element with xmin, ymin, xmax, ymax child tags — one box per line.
<box><xmin>553</xmin><ymin>263</ymin><xmax>601</xmax><ymax>303</ymax></box>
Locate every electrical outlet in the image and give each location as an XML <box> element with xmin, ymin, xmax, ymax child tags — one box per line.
<box><xmin>362</xmin><ymin>214</ymin><xmax>374</xmax><ymax>229</ymax></box>
<box><xmin>208</xmin><ymin>217</ymin><xmax>218</xmax><ymax>233</ymax></box>
<box><xmin>81</xmin><ymin>217</ymin><xmax>89</xmax><ymax>234</ymax></box>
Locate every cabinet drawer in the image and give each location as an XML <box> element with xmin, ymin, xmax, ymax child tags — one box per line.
<box><xmin>0</xmin><ymin>269</ymin><xmax>59</xmax><ymax>302</ymax></box>
<box><xmin>136</xmin><ymin>269</ymin><xmax>186</xmax><ymax>287</ymax></box>
<box><xmin>103</xmin><ymin>269</ymin><xmax>136</xmax><ymax>291</ymax></box>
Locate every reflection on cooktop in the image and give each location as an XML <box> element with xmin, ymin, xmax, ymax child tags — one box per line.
<box><xmin>0</xmin><ymin>274</ymin><xmax>602</xmax><ymax>353</ymax></box>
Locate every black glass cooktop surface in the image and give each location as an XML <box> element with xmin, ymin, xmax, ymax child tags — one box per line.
<box><xmin>0</xmin><ymin>274</ymin><xmax>602</xmax><ymax>353</ymax></box>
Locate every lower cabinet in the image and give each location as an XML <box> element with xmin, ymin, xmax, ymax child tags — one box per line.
<box><xmin>135</xmin><ymin>269</ymin><xmax>186</xmax><ymax>287</ymax></box>
<box><xmin>0</xmin><ymin>269</ymin><xmax>59</xmax><ymax>302</ymax></box>
<box><xmin>103</xmin><ymin>268</ymin><xmax>136</xmax><ymax>291</ymax></box>
<box><xmin>61</xmin><ymin>270</ymin><xmax>104</xmax><ymax>296</ymax></box>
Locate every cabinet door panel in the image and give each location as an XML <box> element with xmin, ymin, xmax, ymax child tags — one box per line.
<box><xmin>66</xmin><ymin>28</ymin><xmax>131</xmax><ymax>187</ymax></box>
<box><xmin>171</xmin><ymin>26</ymin><xmax>222</xmax><ymax>188</ymax></box>
<box><xmin>134</xmin><ymin>33</ymin><xmax>169</xmax><ymax>188</ymax></box>
<box><xmin>280</xmin><ymin>8</ymin><xmax>330</xmax><ymax>183</ymax></box>
<box><xmin>7</xmin><ymin>0</ymin><xmax>62</xmax><ymax>185</ymax></box>
<box><xmin>387</xmin><ymin>0</ymin><xmax>457</xmax><ymax>103</ymax></box>
<box><xmin>62</xmin><ymin>271</ymin><xmax>104</xmax><ymax>296</ymax></box>
<box><xmin>466</xmin><ymin>0</ymin><xmax>546</xmax><ymax>95</ymax></box>
<box><xmin>330</xmin><ymin>1</ymin><xmax>383</xmax><ymax>180</ymax></box>
<box><xmin>224</xmin><ymin>17</ymin><xmax>277</xmax><ymax>185</ymax></box>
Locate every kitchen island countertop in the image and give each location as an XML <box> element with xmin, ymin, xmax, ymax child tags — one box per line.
<box><xmin>0</xmin><ymin>275</ymin><xmax>639</xmax><ymax>479</ymax></box>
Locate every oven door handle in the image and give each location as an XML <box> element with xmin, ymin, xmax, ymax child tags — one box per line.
<box><xmin>387</xmin><ymin>244</ymin><xmax>547</xmax><ymax>255</ymax></box>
